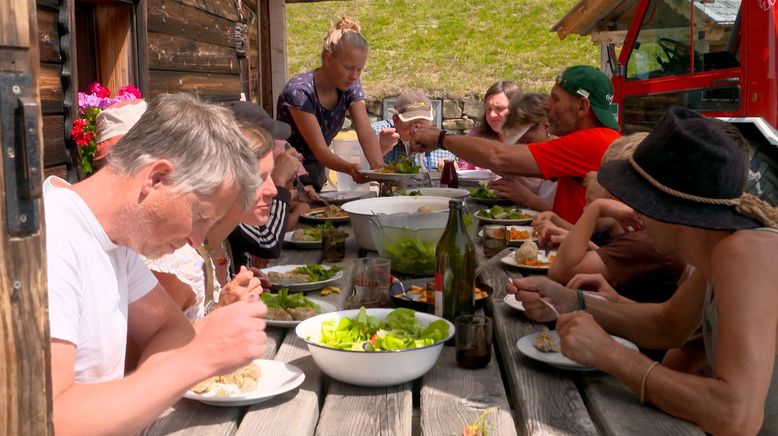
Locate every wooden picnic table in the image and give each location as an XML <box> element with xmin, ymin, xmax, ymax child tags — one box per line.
<box><xmin>144</xmin><ymin>200</ymin><xmax>704</xmax><ymax>436</ymax></box>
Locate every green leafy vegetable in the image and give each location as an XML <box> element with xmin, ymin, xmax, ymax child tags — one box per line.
<box><xmin>476</xmin><ymin>205</ymin><xmax>530</xmax><ymax>220</ymax></box>
<box><xmin>468</xmin><ymin>184</ymin><xmax>501</xmax><ymax>199</ymax></box>
<box><xmin>291</xmin><ymin>264</ymin><xmax>343</xmax><ymax>282</ymax></box>
<box><xmin>382</xmin><ymin>237</ymin><xmax>436</xmax><ymax>275</ymax></box>
<box><xmin>381</xmin><ymin>155</ymin><xmax>420</xmax><ymax>174</ymax></box>
<box><xmin>261</xmin><ymin>287</ymin><xmax>321</xmax><ymax>312</ymax></box>
<box><xmin>300</xmin><ymin>221</ymin><xmax>336</xmax><ymax>241</ymax></box>
<box><xmin>318</xmin><ymin>307</ymin><xmax>450</xmax><ymax>351</ymax></box>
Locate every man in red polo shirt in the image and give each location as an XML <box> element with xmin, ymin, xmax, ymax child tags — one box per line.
<box><xmin>411</xmin><ymin>65</ymin><xmax>621</xmax><ymax>223</ymax></box>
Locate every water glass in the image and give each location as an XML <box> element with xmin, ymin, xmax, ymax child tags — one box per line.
<box><xmin>455</xmin><ymin>315</ymin><xmax>493</xmax><ymax>369</ymax></box>
<box><xmin>482</xmin><ymin>225</ymin><xmax>508</xmax><ymax>258</ymax></box>
<box><xmin>353</xmin><ymin>258</ymin><xmax>391</xmax><ymax>306</ymax></box>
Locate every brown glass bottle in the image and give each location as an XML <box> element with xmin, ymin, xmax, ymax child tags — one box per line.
<box><xmin>439</xmin><ymin>159</ymin><xmax>459</xmax><ymax>188</ymax></box>
<box><xmin>434</xmin><ymin>199</ymin><xmax>475</xmax><ymax>323</ymax></box>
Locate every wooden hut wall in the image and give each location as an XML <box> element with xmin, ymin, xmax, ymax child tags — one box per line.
<box><xmin>146</xmin><ymin>0</ymin><xmax>254</xmax><ymax>102</ymax></box>
<box><xmin>37</xmin><ymin>0</ymin><xmax>74</xmax><ymax>180</ymax></box>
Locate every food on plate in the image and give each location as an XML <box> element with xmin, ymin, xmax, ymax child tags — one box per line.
<box><xmin>416</xmin><ymin>205</ymin><xmax>438</xmax><ymax>213</ymax></box>
<box><xmin>508</xmin><ymin>227</ymin><xmax>533</xmax><ymax>241</ymax></box>
<box><xmin>316</xmin><ymin>307</ymin><xmax>449</xmax><ymax>351</ymax></box>
<box><xmin>190</xmin><ymin>362</ymin><xmax>261</xmax><ymax>397</ymax></box>
<box><xmin>518</xmin><ymin>255</ymin><xmax>555</xmax><ymax>267</ymax></box>
<box><xmin>468</xmin><ymin>184</ymin><xmax>502</xmax><ymax>200</ymax></box>
<box><xmin>378</xmin><ymin>155</ymin><xmax>420</xmax><ymax>174</ymax></box>
<box><xmin>291</xmin><ymin>221</ymin><xmax>335</xmax><ymax>241</ymax></box>
<box><xmin>476</xmin><ymin>205</ymin><xmax>532</xmax><ymax>220</ymax></box>
<box><xmin>267</xmin><ymin>264</ymin><xmax>343</xmax><ymax>285</ymax></box>
<box><xmin>404</xmin><ymin>282</ymin><xmax>487</xmax><ymax>304</ymax></box>
<box><xmin>310</xmin><ymin>205</ymin><xmax>348</xmax><ymax>218</ymax></box>
<box><xmin>383</xmin><ymin>237</ymin><xmax>436</xmax><ymax>276</ymax></box>
<box><xmin>262</xmin><ymin>288</ymin><xmax>322</xmax><ymax>321</ymax></box>
<box><xmin>532</xmin><ymin>330</ymin><xmax>560</xmax><ymax>353</ymax></box>
<box><xmin>514</xmin><ymin>241</ymin><xmax>539</xmax><ymax>263</ymax></box>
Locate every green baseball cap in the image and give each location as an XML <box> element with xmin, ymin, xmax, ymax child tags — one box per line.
<box><xmin>556</xmin><ymin>65</ymin><xmax>619</xmax><ymax>130</ymax></box>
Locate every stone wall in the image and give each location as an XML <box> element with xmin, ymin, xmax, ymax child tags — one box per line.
<box><xmin>344</xmin><ymin>96</ymin><xmax>486</xmax><ymax>135</ymax></box>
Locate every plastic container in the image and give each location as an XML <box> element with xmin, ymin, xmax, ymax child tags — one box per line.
<box><xmin>332</xmin><ymin>131</ymin><xmax>369</xmax><ymax>192</ymax></box>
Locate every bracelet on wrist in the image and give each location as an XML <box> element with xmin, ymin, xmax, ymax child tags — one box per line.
<box><xmin>436</xmin><ymin>130</ymin><xmax>448</xmax><ymax>150</ymax></box>
<box><xmin>576</xmin><ymin>289</ymin><xmax>586</xmax><ymax>311</ymax></box>
<box><xmin>640</xmin><ymin>361</ymin><xmax>660</xmax><ymax>405</ymax></box>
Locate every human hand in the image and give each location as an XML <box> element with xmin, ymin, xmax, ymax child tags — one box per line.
<box><xmin>589</xmin><ymin>199</ymin><xmax>643</xmax><ymax>232</ymax></box>
<box><xmin>379</xmin><ymin>127</ymin><xmax>400</xmax><ymax>154</ymax></box>
<box><xmin>349</xmin><ymin>162</ymin><xmax>370</xmax><ymax>184</ymax></box>
<box><xmin>190</xmin><ymin>299</ymin><xmax>267</xmax><ymax>375</ymax></box>
<box><xmin>410</xmin><ymin>126</ymin><xmax>442</xmax><ymax>153</ymax></box>
<box><xmin>218</xmin><ymin>266</ymin><xmax>262</xmax><ymax>306</ymax></box>
<box><xmin>272</xmin><ymin>149</ymin><xmax>302</xmax><ymax>188</ymax></box>
<box><xmin>303</xmin><ymin>185</ymin><xmax>320</xmax><ymax>201</ymax></box>
<box><xmin>507</xmin><ymin>275</ymin><xmax>577</xmax><ymax>322</ymax></box>
<box><xmin>537</xmin><ymin>225</ymin><xmax>568</xmax><ymax>247</ymax></box>
<box><xmin>247</xmin><ymin>266</ymin><xmax>272</xmax><ymax>290</ymax></box>
<box><xmin>556</xmin><ymin>311</ymin><xmax>617</xmax><ymax>368</ymax></box>
<box><xmin>489</xmin><ymin>177</ymin><xmax>534</xmax><ymax>206</ymax></box>
<box><xmin>566</xmin><ymin>273</ymin><xmax>623</xmax><ymax>303</ymax></box>
<box><xmin>532</xmin><ymin>211</ymin><xmax>558</xmax><ymax>227</ymax></box>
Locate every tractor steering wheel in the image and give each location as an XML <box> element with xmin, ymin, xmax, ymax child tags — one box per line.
<box><xmin>657</xmin><ymin>37</ymin><xmax>702</xmax><ymax>74</ymax></box>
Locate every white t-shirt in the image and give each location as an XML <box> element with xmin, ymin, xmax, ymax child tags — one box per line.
<box><xmin>45</xmin><ymin>177</ymin><xmax>158</xmax><ymax>383</ymax></box>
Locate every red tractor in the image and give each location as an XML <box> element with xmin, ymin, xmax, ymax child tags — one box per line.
<box><xmin>553</xmin><ymin>0</ymin><xmax>777</xmax><ymax>204</ymax></box>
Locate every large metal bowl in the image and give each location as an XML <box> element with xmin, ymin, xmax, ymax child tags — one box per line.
<box><xmin>340</xmin><ymin>196</ymin><xmax>451</xmax><ymax>251</ymax></box>
<box><xmin>295</xmin><ymin>308</ymin><xmax>454</xmax><ymax>386</ymax></box>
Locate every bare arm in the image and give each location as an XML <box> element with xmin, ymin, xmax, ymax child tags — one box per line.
<box><xmin>350</xmin><ymin>100</ymin><xmax>384</xmax><ymax>169</ymax></box>
<box><xmin>549</xmin><ymin>199</ymin><xmax>616</xmax><ymax>284</ymax></box>
<box><xmin>287</xmin><ymin>108</ymin><xmax>353</xmax><ymax>173</ymax></box>
<box><xmin>576</xmin><ymin>232</ymin><xmax>778</xmax><ymax>434</ymax></box>
<box><xmin>52</xmin><ymin>286</ymin><xmax>267</xmax><ymax>435</ymax></box>
<box><xmin>152</xmin><ymin>271</ymin><xmax>195</xmax><ymax>312</ymax></box>
<box><xmin>411</xmin><ymin>127</ymin><xmax>542</xmax><ymax>176</ymax></box>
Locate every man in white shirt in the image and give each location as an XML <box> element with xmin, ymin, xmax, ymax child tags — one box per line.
<box><xmin>47</xmin><ymin>93</ymin><xmax>267</xmax><ymax>434</ymax></box>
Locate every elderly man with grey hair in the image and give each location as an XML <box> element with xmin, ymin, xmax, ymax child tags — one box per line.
<box><xmin>46</xmin><ymin>93</ymin><xmax>268</xmax><ymax>434</ymax></box>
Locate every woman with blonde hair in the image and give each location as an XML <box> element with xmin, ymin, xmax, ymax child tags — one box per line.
<box><xmin>276</xmin><ymin>16</ymin><xmax>384</xmax><ymax>191</ymax></box>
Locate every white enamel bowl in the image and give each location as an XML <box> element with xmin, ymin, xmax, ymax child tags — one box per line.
<box><xmin>295</xmin><ymin>308</ymin><xmax>454</xmax><ymax>387</ymax></box>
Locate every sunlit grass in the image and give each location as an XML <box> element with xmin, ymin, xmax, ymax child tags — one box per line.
<box><xmin>286</xmin><ymin>0</ymin><xmax>599</xmax><ymax>99</ymax></box>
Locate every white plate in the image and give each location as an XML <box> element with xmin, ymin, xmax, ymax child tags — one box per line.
<box><xmin>262</xmin><ymin>264</ymin><xmax>344</xmax><ymax>292</ymax></box>
<box><xmin>318</xmin><ymin>190</ymin><xmax>373</xmax><ymax>205</ymax></box>
<box><xmin>283</xmin><ymin>231</ymin><xmax>321</xmax><ymax>249</ymax></box>
<box><xmin>517</xmin><ymin>331</ymin><xmax>638</xmax><ymax>371</ymax></box>
<box><xmin>360</xmin><ymin>170</ymin><xmax>421</xmax><ymax>182</ymax></box>
<box><xmin>503</xmin><ymin>294</ymin><xmax>525</xmax><ymax>311</ymax></box>
<box><xmin>499</xmin><ymin>249</ymin><xmax>556</xmax><ymax>271</ymax></box>
<box><xmin>184</xmin><ymin>359</ymin><xmax>305</xmax><ymax>406</ymax></box>
<box><xmin>265</xmin><ymin>299</ymin><xmax>339</xmax><ymax>328</ymax></box>
<box><xmin>476</xmin><ymin>208</ymin><xmax>538</xmax><ymax>225</ymax></box>
<box><xmin>458</xmin><ymin>170</ymin><xmax>497</xmax><ymax>181</ymax></box>
<box><xmin>301</xmin><ymin>207</ymin><xmax>350</xmax><ymax>223</ymax></box>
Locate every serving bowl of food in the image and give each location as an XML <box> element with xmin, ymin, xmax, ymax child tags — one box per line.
<box><xmin>295</xmin><ymin>307</ymin><xmax>454</xmax><ymax>386</ymax></box>
<box><xmin>368</xmin><ymin>209</ymin><xmax>449</xmax><ymax>276</ymax></box>
<box><xmin>340</xmin><ymin>196</ymin><xmax>451</xmax><ymax>251</ymax></box>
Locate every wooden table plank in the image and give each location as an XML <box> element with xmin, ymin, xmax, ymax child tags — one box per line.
<box><xmin>420</xmin><ymin>346</ymin><xmax>517</xmax><ymax>436</ymax></box>
<box><xmin>486</xmin><ymin>258</ymin><xmax>599</xmax><ymax>436</ymax></box>
<box><xmin>315</xmin><ymin>381</ymin><xmax>413</xmax><ymax>436</ymax></box>
<box><xmin>581</xmin><ymin>375</ymin><xmax>704</xmax><ymax>435</ymax></box>
<box><xmin>236</xmin><ymin>333</ymin><xmax>323</xmax><ymax>436</ymax></box>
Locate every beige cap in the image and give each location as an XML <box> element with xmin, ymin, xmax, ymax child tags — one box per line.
<box><xmin>95</xmin><ymin>99</ymin><xmax>146</xmax><ymax>160</ymax></box>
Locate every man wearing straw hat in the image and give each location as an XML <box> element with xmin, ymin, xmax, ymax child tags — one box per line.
<box><xmin>510</xmin><ymin>107</ymin><xmax>778</xmax><ymax>434</ymax></box>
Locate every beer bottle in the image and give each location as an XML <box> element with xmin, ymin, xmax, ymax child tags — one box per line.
<box><xmin>439</xmin><ymin>159</ymin><xmax>459</xmax><ymax>188</ymax></box>
<box><xmin>434</xmin><ymin>199</ymin><xmax>475</xmax><ymax>322</ymax></box>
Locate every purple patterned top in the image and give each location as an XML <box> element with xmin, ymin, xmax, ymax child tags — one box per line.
<box><xmin>276</xmin><ymin>70</ymin><xmax>365</xmax><ymax>163</ymax></box>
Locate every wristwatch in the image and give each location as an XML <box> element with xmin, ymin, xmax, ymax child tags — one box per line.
<box><xmin>436</xmin><ymin>130</ymin><xmax>448</xmax><ymax>150</ymax></box>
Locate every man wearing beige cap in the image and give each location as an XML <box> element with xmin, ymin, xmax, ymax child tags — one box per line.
<box><xmin>372</xmin><ymin>90</ymin><xmax>455</xmax><ymax>171</ymax></box>
<box><xmin>93</xmin><ymin>99</ymin><xmax>147</xmax><ymax>170</ymax></box>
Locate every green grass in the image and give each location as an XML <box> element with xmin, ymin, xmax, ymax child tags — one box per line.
<box><xmin>286</xmin><ymin>0</ymin><xmax>599</xmax><ymax>99</ymax></box>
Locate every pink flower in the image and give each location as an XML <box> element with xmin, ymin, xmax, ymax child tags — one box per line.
<box><xmin>118</xmin><ymin>84</ymin><xmax>142</xmax><ymax>99</ymax></box>
<box><xmin>86</xmin><ymin>82</ymin><xmax>110</xmax><ymax>99</ymax></box>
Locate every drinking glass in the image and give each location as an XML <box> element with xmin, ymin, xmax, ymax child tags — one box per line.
<box><xmin>455</xmin><ymin>315</ymin><xmax>493</xmax><ymax>369</ymax></box>
<box><xmin>482</xmin><ymin>225</ymin><xmax>508</xmax><ymax>258</ymax></box>
<box><xmin>322</xmin><ymin>229</ymin><xmax>347</xmax><ymax>263</ymax></box>
<box><xmin>353</xmin><ymin>258</ymin><xmax>391</xmax><ymax>306</ymax></box>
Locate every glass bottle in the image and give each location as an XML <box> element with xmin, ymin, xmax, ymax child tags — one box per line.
<box><xmin>439</xmin><ymin>159</ymin><xmax>459</xmax><ymax>188</ymax></box>
<box><xmin>434</xmin><ymin>199</ymin><xmax>475</xmax><ymax>323</ymax></box>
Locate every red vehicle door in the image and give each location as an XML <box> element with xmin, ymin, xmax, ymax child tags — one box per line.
<box><xmin>613</xmin><ymin>0</ymin><xmax>747</xmax><ymax>132</ymax></box>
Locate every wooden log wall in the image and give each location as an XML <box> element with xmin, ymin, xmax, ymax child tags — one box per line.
<box><xmin>146</xmin><ymin>0</ymin><xmax>256</xmax><ymax>102</ymax></box>
<box><xmin>37</xmin><ymin>1</ymin><xmax>72</xmax><ymax>180</ymax></box>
